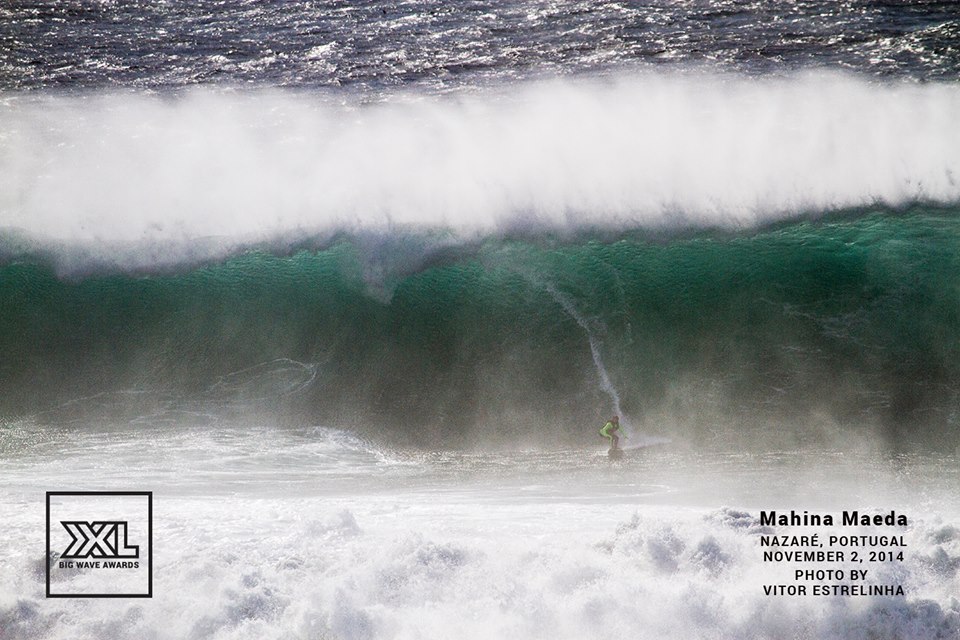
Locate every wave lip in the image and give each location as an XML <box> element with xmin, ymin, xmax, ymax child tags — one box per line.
<box><xmin>2</xmin><ymin>71</ymin><xmax>960</xmax><ymax>271</ymax></box>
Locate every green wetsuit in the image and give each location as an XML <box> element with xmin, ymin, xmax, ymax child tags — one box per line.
<box><xmin>600</xmin><ymin>421</ymin><xmax>619</xmax><ymax>439</ymax></box>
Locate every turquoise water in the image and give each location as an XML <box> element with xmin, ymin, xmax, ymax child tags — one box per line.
<box><xmin>2</xmin><ymin>206</ymin><xmax>958</xmax><ymax>449</ymax></box>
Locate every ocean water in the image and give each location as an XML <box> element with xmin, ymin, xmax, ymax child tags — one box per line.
<box><xmin>2</xmin><ymin>2</ymin><xmax>960</xmax><ymax>639</ymax></box>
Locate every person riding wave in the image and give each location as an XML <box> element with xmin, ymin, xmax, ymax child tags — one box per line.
<box><xmin>600</xmin><ymin>415</ymin><xmax>624</xmax><ymax>451</ymax></box>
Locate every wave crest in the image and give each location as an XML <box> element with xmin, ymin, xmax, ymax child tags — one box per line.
<box><xmin>2</xmin><ymin>71</ymin><xmax>959</xmax><ymax>271</ymax></box>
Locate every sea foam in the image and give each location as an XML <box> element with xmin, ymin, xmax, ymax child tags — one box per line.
<box><xmin>3</xmin><ymin>501</ymin><xmax>958</xmax><ymax>640</ymax></box>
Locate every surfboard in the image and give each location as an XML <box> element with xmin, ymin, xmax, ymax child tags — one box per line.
<box><xmin>606</xmin><ymin>438</ymin><xmax>671</xmax><ymax>459</ymax></box>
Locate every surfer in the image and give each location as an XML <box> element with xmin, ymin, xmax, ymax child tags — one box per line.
<box><xmin>600</xmin><ymin>415</ymin><xmax>623</xmax><ymax>451</ymax></box>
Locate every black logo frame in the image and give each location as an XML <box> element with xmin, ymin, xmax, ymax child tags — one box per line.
<box><xmin>46</xmin><ymin>491</ymin><xmax>153</xmax><ymax>598</ymax></box>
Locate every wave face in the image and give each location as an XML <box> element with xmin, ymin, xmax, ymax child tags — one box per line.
<box><xmin>3</xmin><ymin>207</ymin><xmax>959</xmax><ymax>449</ymax></box>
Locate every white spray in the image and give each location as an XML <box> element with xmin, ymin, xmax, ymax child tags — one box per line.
<box><xmin>543</xmin><ymin>284</ymin><xmax>631</xmax><ymax>433</ymax></box>
<box><xmin>3</xmin><ymin>72</ymin><xmax>960</xmax><ymax>273</ymax></box>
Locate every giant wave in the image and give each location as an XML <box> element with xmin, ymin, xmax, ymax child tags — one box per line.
<box><xmin>3</xmin><ymin>71</ymin><xmax>960</xmax><ymax>448</ymax></box>
<box><xmin>2</xmin><ymin>207</ymin><xmax>959</xmax><ymax>449</ymax></box>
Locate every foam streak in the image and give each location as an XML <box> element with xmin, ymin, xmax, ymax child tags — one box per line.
<box><xmin>544</xmin><ymin>284</ymin><xmax>628</xmax><ymax>429</ymax></box>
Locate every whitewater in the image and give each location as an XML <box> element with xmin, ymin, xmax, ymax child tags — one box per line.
<box><xmin>3</xmin><ymin>421</ymin><xmax>960</xmax><ymax>640</ymax></box>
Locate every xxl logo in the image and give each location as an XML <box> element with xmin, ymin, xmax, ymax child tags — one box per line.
<box><xmin>60</xmin><ymin>521</ymin><xmax>140</xmax><ymax>559</ymax></box>
<box><xmin>47</xmin><ymin>491</ymin><xmax>153</xmax><ymax>598</ymax></box>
